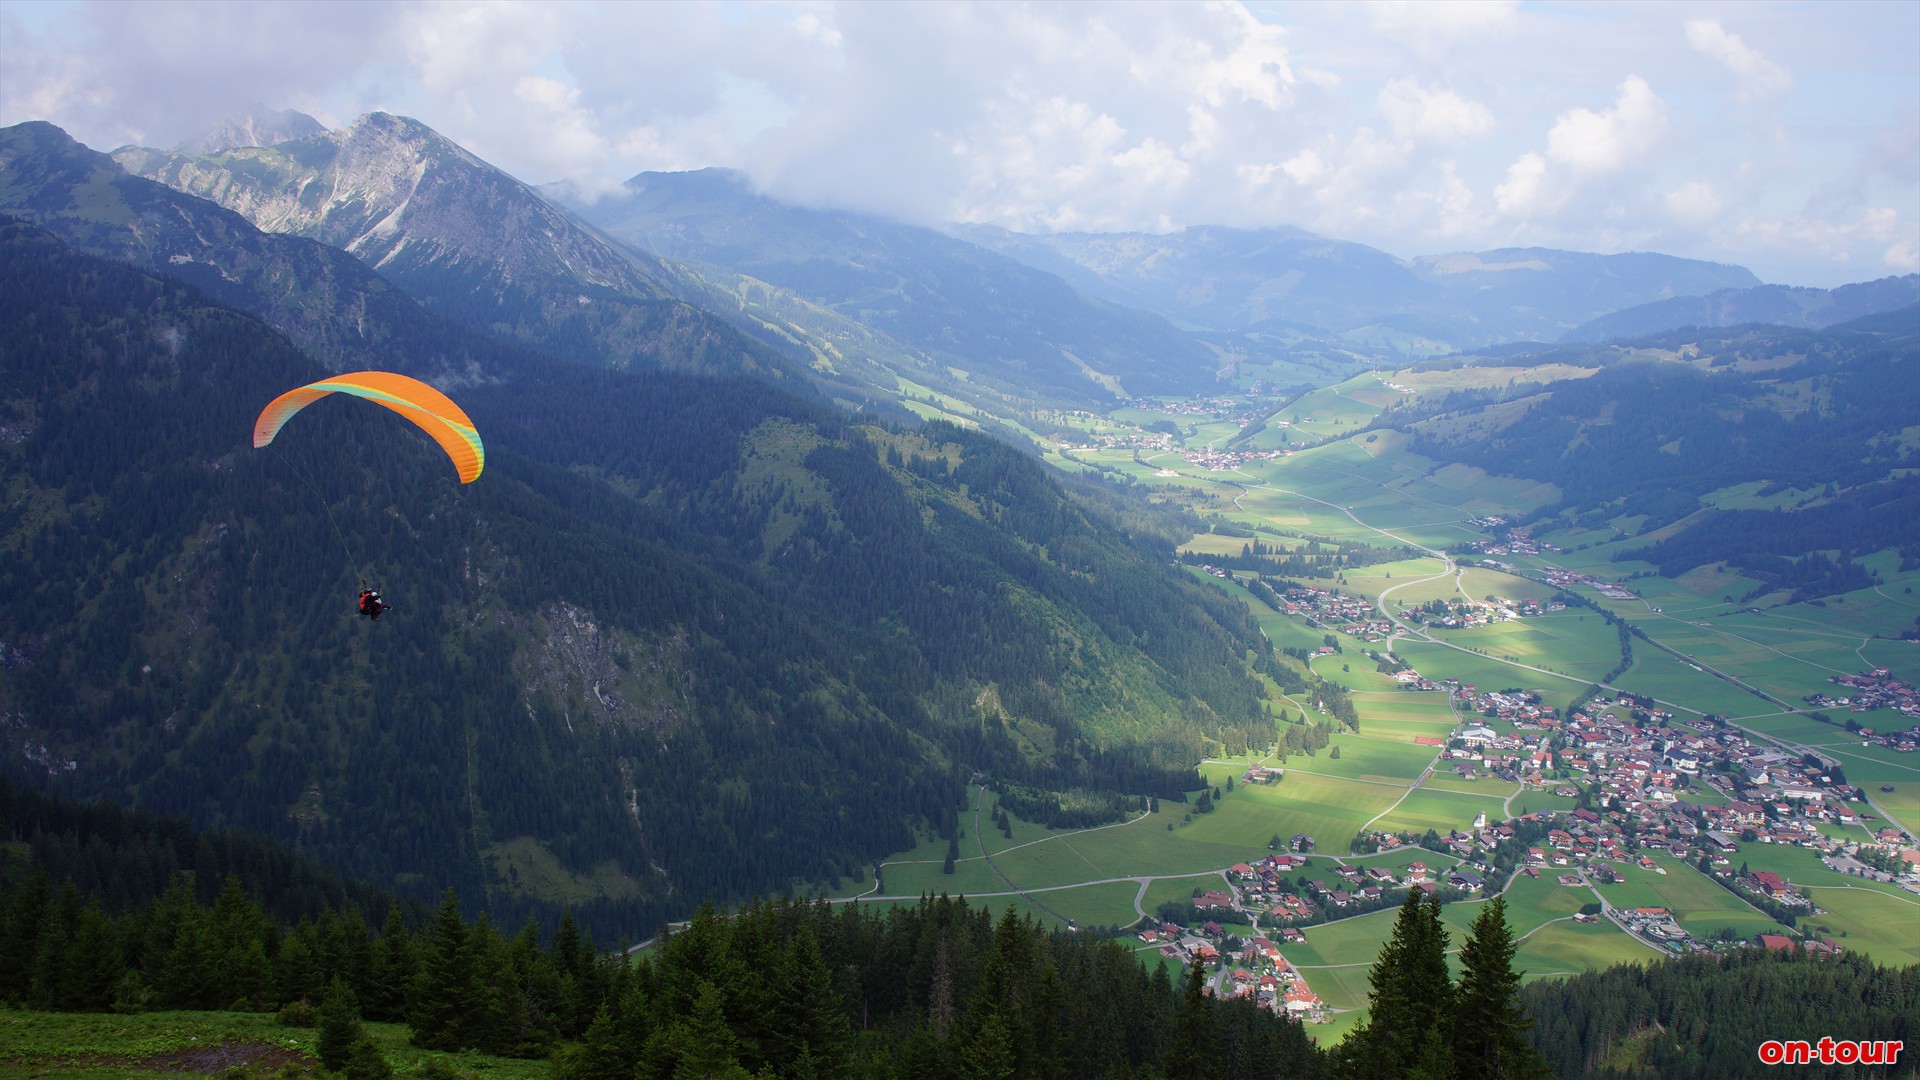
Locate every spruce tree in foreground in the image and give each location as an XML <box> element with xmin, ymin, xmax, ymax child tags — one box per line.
<box><xmin>1335</xmin><ymin>889</ymin><xmax>1452</xmax><ymax>1079</ymax></box>
<box><xmin>1451</xmin><ymin>896</ymin><xmax>1549</xmax><ymax>1080</ymax></box>
<box><xmin>317</xmin><ymin>977</ymin><xmax>365</xmax><ymax>1072</ymax></box>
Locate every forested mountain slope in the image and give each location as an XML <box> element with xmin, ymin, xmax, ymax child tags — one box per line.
<box><xmin>1561</xmin><ymin>274</ymin><xmax>1920</xmax><ymax>344</ymax></box>
<box><xmin>1521</xmin><ymin>949</ymin><xmax>1919</xmax><ymax>1079</ymax></box>
<box><xmin>0</xmin><ymin>221</ymin><xmax>1275</xmax><ymax>941</ymax></box>
<box><xmin>1387</xmin><ymin>312</ymin><xmax>1920</xmax><ymax>599</ymax></box>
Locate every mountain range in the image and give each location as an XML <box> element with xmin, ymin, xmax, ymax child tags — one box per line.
<box><xmin>102</xmin><ymin>111</ymin><xmax>1920</xmax><ymax>422</ymax></box>
<box><xmin>1560</xmin><ymin>273</ymin><xmax>1920</xmax><ymax>343</ymax></box>
<box><xmin>5</xmin><ymin>108</ymin><xmax>1918</xmax><ymax>941</ymax></box>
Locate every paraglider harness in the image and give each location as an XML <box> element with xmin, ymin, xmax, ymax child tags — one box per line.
<box><xmin>357</xmin><ymin>587</ymin><xmax>390</xmax><ymax>622</ymax></box>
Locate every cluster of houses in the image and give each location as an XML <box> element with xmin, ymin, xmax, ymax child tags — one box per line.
<box><xmin>1463</xmin><ymin>523</ymin><xmax>1561</xmax><ymax>559</ymax></box>
<box><xmin>1277</xmin><ymin>585</ymin><xmax>1394</xmax><ymax>641</ymax></box>
<box><xmin>1810</xmin><ymin>668</ymin><xmax>1920</xmax><ymax>723</ymax></box>
<box><xmin>1124</xmin><ymin>395</ymin><xmax>1259</xmax><ymax>423</ymax></box>
<box><xmin>1129</xmin><ymin>679</ymin><xmax>1920</xmax><ymax>1018</ymax></box>
<box><xmin>1176</xmin><ymin>445</ymin><xmax>1292</xmax><ymax>472</ymax></box>
<box><xmin>1411</xmin><ymin>594</ymin><xmax>1568</xmax><ymax>630</ymax></box>
<box><xmin>1137</xmin><ymin>919</ymin><xmax>1327</xmax><ymax>1021</ymax></box>
<box><xmin>1537</xmin><ymin>566</ymin><xmax>1640</xmax><ymax>601</ymax></box>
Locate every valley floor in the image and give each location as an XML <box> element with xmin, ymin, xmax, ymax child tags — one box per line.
<box><xmin>829</xmin><ymin>396</ymin><xmax>1920</xmax><ymax>1048</ymax></box>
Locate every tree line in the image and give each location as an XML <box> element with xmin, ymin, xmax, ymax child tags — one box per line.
<box><xmin>1</xmin><ymin>853</ymin><xmax>1330</xmax><ymax>1080</ymax></box>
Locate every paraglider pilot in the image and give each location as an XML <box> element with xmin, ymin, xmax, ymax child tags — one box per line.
<box><xmin>358</xmin><ymin>588</ymin><xmax>390</xmax><ymax>622</ymax></box>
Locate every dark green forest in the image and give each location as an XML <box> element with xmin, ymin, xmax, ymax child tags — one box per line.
<box><xmin>0</xmin><ymin>218</ymin><xmax>1278</xmax><ymax>941</ymax></box>
<box><xmin>1397</xmin><ymin>318</ymin><xmax>1920</xmax><ymax>600</ymax></box>
<box><xmin>1520</xmin><ymin>948</ymin><xmax>1920</xmax><ymax>1078</ymax></box>
<box><xmin>0</xmin><ymin>785</ymin><xmax>1327</xmax><ymax>1079</ymax></box>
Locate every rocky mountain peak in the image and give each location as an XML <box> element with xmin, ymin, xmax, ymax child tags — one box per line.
<box><xmin>174</xmin><ymin>106</ymin><xmax>326</xmax><ymax>155</ymax></box>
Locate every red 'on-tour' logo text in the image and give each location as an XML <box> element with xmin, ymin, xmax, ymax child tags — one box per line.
<box><xmin>1758</xmin><ymin>1038</ymin><xmax>1904</xmax><ymax>1066</ymax></box>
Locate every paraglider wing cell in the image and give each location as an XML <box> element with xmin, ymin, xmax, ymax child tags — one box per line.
<box><xmin>253</xmin><ymin>371</ymin><xmax>484</xmax><ymax>483</ymax></box>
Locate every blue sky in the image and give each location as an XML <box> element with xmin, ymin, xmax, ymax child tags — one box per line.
<box><xmin>3</xmin><ymin>0</ymin><xmax>1915</xmax><ymax>287</ymax></box>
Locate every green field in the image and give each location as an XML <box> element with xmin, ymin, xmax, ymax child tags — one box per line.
<box><xmin>1794</xmin><ymin>885</ymin><xmax>1920</xmax><ymax>966</ymax></box>
<box><xmin>1595</xmin><ymin>858</ymin><xmax>1781</xmax><ymax>941</ymax></box>
<box><xmin>1511</xmin><ymin>918</ymin><xmax>1660</xmax><ymax>976</ymax></box>
<box><xmin>1373</xmin><ymin>787</ymin><xmax>1502</xmax><ymax>836</ymax></box>
<box><xmin>0</xmin><ymin>1009</ymin><xmax>546</xmax><ymax>1080</ymax></box>
<box><xmin>1386</xmin><ymin>639</ymin><xmax>1590</xmax><ymax>713</ymax></box>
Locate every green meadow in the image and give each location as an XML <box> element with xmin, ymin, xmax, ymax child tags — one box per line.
<box><xmin>1439</xmin><ymin>612</ymin><xmax>1624</xmax><ymax>684</ymax></box>
<box><xmin>1596</xmin><ymin>859</ymin><xmax>1780</xmax><ymax>941</ymax></box>
<box><xmin>1794</xmin><ymin>886</ymin><xmax>1920</xmax><ymax>966</ymax></box>
<box><xmin>1511</xmin><ymin>918</ymin><xmax>1660</xmax><ymax>976</ymax></box>
<box><xmin>1373</xmin><ymin>787</ymin><xmax>1501</xmax><ymax>836</ymax></box>
<box><xmin>0</xmin><ymin>1010</ymin><xmax>547</xmax><ymax>1080</ymax></box>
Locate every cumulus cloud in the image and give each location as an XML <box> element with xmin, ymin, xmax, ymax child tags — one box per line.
<box><xmin>1378</xmin><ymin>78</ymin><xmax>1493</xmax><ymax>143</ymax></box>
<box><xmin>0</xmin><ymin>0</ymin><xmax>1912</xmax><ymax>285</ymax></box>
<box><xmin>1494</xmin><ymin>152</ymin><xmax>1553</xmax><ymax>216</ymax></box>
<box><xmin>1686</xmin><ymin>19</ymin><xmax>1793</xmax><ymax>102</ymax></box>
<box><xmin>1366</xmin><ymin>0</ymin><xmax>1519</xmax><ymax>47</ymax></box>
<box><xmin>1545</xmin><ymin>75</ymin><xmax>1667</xmax><ymax>173</ymax></box>
<box><xmin>1664</xmin><ymin>181</ymin><xmax>1721</xmax><ymax>228</ymax></box>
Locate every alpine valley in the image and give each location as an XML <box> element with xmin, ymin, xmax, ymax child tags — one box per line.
<box><xmin>3</xmin><ymin>111</ymin><xmax>1918</xmax><ymax>1080</ymax></box>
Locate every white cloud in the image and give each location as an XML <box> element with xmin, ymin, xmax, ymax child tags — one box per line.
<box><xmin>1494</xmin><ymin>151</ymin><xmax>1554</xmax><ymax>216</ymax></box>
<box><xmin>1545</xmin><ymin>75</ymin><xmax>1666</xmax><ymax>173</ymax></box>
<box><xmin>1377</xmin><ymin>78</ymin><xmax>1493</xmax><ymax>143</ymax></box>
<box><xmin>1665</xmin><ymin>181</ymin><xmax>1721</xmax><ymax>228</ymax></box>
<box><xmin>1282</xmin><ymin>149</ymin><xmax>1327</xmax><ymax>186</ymax></box>
<box><xmin>1366</xmin><ymin>0</ymin><xmax>1519</xmax><ymax>47</ymax></box>
<box><xmin>1685</xmin><ymin>19</ymin><xmax>1793</xmax><ymax>102</ymax></box>
<box><xmin>1</xmin><ymin>0</ymin><xmax>1913</xmax><ymax>286</ymax></box>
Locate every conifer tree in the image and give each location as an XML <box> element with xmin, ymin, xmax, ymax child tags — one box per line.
<box><xmin>0</xmin><ymin>871</ymin><xmax>52</xmax><ymax>1003</ymax></box>
<box><xmin>410</xmin><ymin>890</ymin><xmax>477</xmax><ymax>1050</ymax></box>
<box><xmin>668</xmin><ymin>980</ymin><xmax>751</xmax><ymax>1079</ymax></box>
<box><xmin>344</xmin><ymin>1037</ymin><xmax>393</xmax><ymax>1080</ymax></box>
<box><xmin>1337</xmin><ymin>890</ymin><xmax>1453</xmax><ymax>1079</ymax></box>
<box><xmin>961</xmin><ymin>1011</ymin><xmax>1016</xmax><ymax>1080</ymax></box>
<box><xmin>364</xmin><ymin>904</ymin><xmax>415</xmax><ymax>1022</ymax></box>
<box><xmin>1452</xmin><ymin>896</ymin><xmax>1549</xmax><ymax>1080</ymax></box>
<box><xmin>1165</xmin><ymin>958</ymin><xmax>1219</xmax><ymax>1080</ymax></box>
<box><xmin>318</xmin><ymin>976</ymin><xmax>365</xmax><ymax>1072</ymax></box>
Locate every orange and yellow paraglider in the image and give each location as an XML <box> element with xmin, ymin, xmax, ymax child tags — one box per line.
<box><xmin>253</xmin><ymin>371</ymin><xmax>483</xmax><ymax>483</ymax></box>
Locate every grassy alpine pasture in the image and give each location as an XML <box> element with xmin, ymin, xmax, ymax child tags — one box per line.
<box><xmin>1510</xmin><ymin>917</ymin><xmax>1660</xmax><ymax>976</ymax></box>
<box><xmin>1418</xmin><ymin>772</ymin><xmax>1522</xmax><ymax>800</ymax></box>
<box><xmin>1266</xmin><ymin>378</ymin><xmax>1387</xmax><ymax>444</ymax></box>
<box><xmin>1385</xmin><ymin>639</ymin><xmax>1590</xmax><ymax>714</ymax></box>
<box><xmin>1170</xmin><ymin>771</ymin><xmax>1400</xmax><ymax>856</ymax></box>
<box><xmin>1326</xmin><ymin>690</ymin><xmax>1456</xmax><ymax>741</ymax></box>
<box><xmin>1372</xmin><ymin>787</ymin><xmax>1501</xmax><ymax>836</ymax></box>
<box><xmin>1596</xmin><ymin>859</ymin><xmax>1781</xmax><ymax>941</ymax></box>
<box><xmin>1793</xmin><ymin>885</ymin><xmax>1920</xmax><ymax>966</ymax></box>
<box><xmin>1291</xmin><ymin>735</ymin><xmax>1440</xmax><ymax>784</ymax></box>
<box><xmin>1610</xmin><ymin>641</ymin><xmax>1774</xmax><ymax>719</ymax></box>
<box><xmin>1633</xmin><ymin>618</ymin><xmax>1873</xmax><ymax>707</ymax></box>
<box><xmin>0</xmin><ymin>1010</ymin><xmax>547</xmax><ymax>1080</ymax></box>
<box><xmin>1438</xmin><ymin>613</ymin><xmax>1624</xmax><ymax>684</ymax></box>
<box><xmin>1307</xmin><ymin>653</ymin><xmax>1400</xmax><ymax>693</ymax></box>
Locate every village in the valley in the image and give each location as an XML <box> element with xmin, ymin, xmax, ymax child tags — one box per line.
<box><xmin>1135</xmin><ymin>669</ymin><xmax>1920</xmax><ymax>1021</ymax></box>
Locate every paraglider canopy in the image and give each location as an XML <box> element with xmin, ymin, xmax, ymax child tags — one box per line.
<box><xmin>253</xmin><ymin>371</ymin><xmax>484</xmax><ymax>483</ymax></box>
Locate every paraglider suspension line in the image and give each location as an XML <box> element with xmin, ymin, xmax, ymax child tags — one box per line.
<box><xmin>271</xmin><ymin>443</ymin><xmax>371</xmax><ymax>585</ymax></box>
